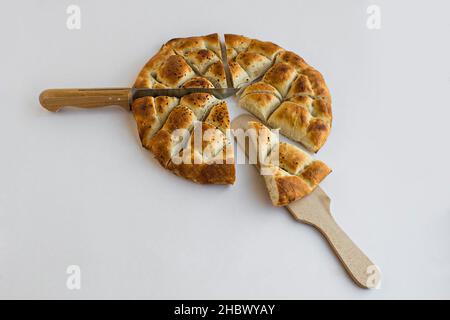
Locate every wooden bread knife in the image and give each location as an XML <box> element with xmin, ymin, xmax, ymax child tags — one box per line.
<box><xmin>39</xmin><ymin>87</ymin><xmax>239</xmax><ymax>112</ymax></box>
<box><xmin>231</xmin><ymin>114</ymin><xmax>381</xmax><ymax>289</ymax></box>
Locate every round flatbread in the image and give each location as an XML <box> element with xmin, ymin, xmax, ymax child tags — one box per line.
<box><xmin>131</xmin><ymin>33</ymin><xmax>332</xmax><ymax>191</ymax></box>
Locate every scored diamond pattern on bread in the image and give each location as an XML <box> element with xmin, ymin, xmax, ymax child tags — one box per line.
<box><xmin>226</xmin><ymin>34</ymin><xmax>332</xmax><ymax>152</ymax></box>
<box><xmin>132</xmin><ymin>33</ymin><xmax>332</xmax><ymax>186</ymax></box>
<box><xmin>135</xmin><ymin>33</ymin><xmax>227</xmax><ymax>89</ymax></box>
<box><xmin>132</xmin><ymin>78</ymin><xmax>234</xmax><ymax>184</ymax></box>
<box><xmin>246</xmin><ymin>121</ymin><xmax>331</xmax><ymax>206</ymax></box>
<box><xmin>132</xmin><ymin>34</ymin><xmax>235</xmax><ymax>184</ymax></box>
<box><xmin>132</xmin><ymin>92</ymin><xmax>235</xmax><ymax>184</ymax></box>
<box><xmin>224</xmin><ymin>34</ymin><xmax>284</xmax><ymax>88</ymax></box>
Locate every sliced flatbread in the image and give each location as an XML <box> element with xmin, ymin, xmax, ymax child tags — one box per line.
<box><xmin>132</xmin><ymin>34</ymin><xmax>234</xmax><ymax>184</ymax></box>
<box><xmin>135</xmin><ymin>33</ymin><xmax>227</xmax><ymax>89</ymax></box>
<box><xmin>226</xmin><ymin>34</ymin><xmax>332</xmax><ymax>152</ymax></box>
<box><xmin>131</xmin><ymin>33</ymin><xmax>332</xmax><ymax>183</ymax></box>
<box><xmin>224</xmin><ymin>34</ymin><xmax>284</xmax><ymax>89</ymax></box>
<box><xmin>244</xmin><ymin>120</ymin><xmax>331</xmax><ymax>206</ymax></box>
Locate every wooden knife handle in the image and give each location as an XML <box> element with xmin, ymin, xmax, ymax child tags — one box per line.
<box><xmin>39</xmin><ymin>88</ymin><xmax>132</xmax><ymax>112</ymax></box>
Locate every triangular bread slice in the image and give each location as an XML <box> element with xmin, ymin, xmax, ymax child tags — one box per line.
<box><xmin>244</xmin><ymin>120</ymin><xmax>331</xmax><ymax>206</ymax></box>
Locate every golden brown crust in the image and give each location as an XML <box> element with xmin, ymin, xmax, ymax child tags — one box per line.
<box><xmin>224</xmin><ymin>34</ymin><xmax>283</xmax><ymax>88</ymax></box>
<box><xmin>179</xmin><ymin>93</ymin><xmax>220</xmax><ymax>119</ymax></box>
<box><xmin>275</xmin><ymin>51</ymin><xmax>309</xmax><ymax>72</ymax></box>
<box><xmin>131</xmin><ymin>96</ymin><xmax>180</xmax><ymax>147</ymax></box>
<box><xmin>169</xmin><ymin>33</ymin><xmax>222</xmax><ymax>58</ymax></box>
<box><xmin>224</xmin><ymin>34</ymin><xmax>252</xmax><ymax>57</ymax></box>
<box><xmin>235</xmin><ymin>52</ymin><xmax>272</xmax><ymax>80</ymax></box>
<box><xmin>182</xmin><ymin>76</ymin><xmax>215</xmax><ymax>89</ymax></box>
<box><xmin>143</xmin><ymin>100</ymin><xmax>235</xmax><ymax>184</ymax></box>
<box><xmin>265</xmin><ymin>171</ymin><xmax>312</xmax><ymax>206</ymax></box>
<box><xmin>132</xmin><ymin>34</ymin><xmax>332</xmax><ymax>184</ymax></box>
<box><xmin>247</xmin><ymin>39</ymin><xmax>284</xmax><ymax>60</ymax></box>
<box><xmin>277</xmin><ymin>142</ymin><xmax>310</xmax><ymax>175</ymax></box>
<box><xmin>133</xmin><ymin>34</ymin><xmax>235</xmax><ymax>184</ymax></box>
<box><xmin>299</xmin><ymin>68</ymin><xmax>331</xmax><ymax>100</ymax></box>
<box><xmin>234</xmin><ymin>45</ymin><xmax>332</xmax><ymax>152</ymax></box>
<box><xmin>204</xmin><ymin>101</ymin><xmax>230</xmax><ymax>133</ymax></box>
<box><xmin>131</xmin><ymin>96</ymin><xmax>156</xmax><ymax>140</ymax></box>
<box><xmin>305</xmin><ymin>118</ymin><xmax>329</xmax><ymax>151</ymax></box>
<box><xmin>286</xmin><ymin>74</ymin><xmax>314</xmax><ymax>98</ymax></box>
<box><xmin>247</xmin><ymin>121</ymin><xmax>331</xmax><ymax>206</ymax></box>
<box><xmin>131</xmin><ymin>75</ymin><xmax>235</xmax><ymax>184</ymax></box>
<box><xmin>168</xmin><ymin>162</ymin><xmax>235</xmax><ymax>184</ymax></box>
<box><xmin>203</xmin><ymin>61</ymin><xmax>226</xmax><ymax>88</ymax></box>
<box><xmin>240</xmin><ymin>82</ymin><xmax>282</xmax><ymax>100</ymax></box>
<box><xmin>167</xmin><ymin>122</ymin><xmax>235</xmax><ymax>184</ymax></box>
<box><xmin>155</xmin><ymin>55</ymin><xmax>195</xmax><ymax>88</ymax></box>
<box><xmin>268</xmin><ymin>100</ymin><xmax>310</xmax><ymax>137</ymax></box>
<box><xmin>134</xmin><ymin>33</ymin><xmax>227</xmax><ymax>89</ymax></box>
<box><xmin>262</xmin><ymin>63</ymin><xmax>298</xmax><ymax>97</ymax></box>
<box><xmin>264</xmin><ymin>160</ymin><xmax>331</xmax><ymax>206</ymax></box>
<box><xmin>185</xmin><ymin>49</ymin><xmax>220</xmax><ymax>73</ymax></box>
<box><xmin>238</xmin><ymin>93</ymin><xmax>281</xmax><ymax>122</ymax></box>
<box><xmin>148</xmin><ymin>106</ymin><xmax>196</xmax><ymax>167</ymax></box>
<box><xmin>246</xmin><ymin>121</ymin><xmax>279</xmax><ymax>162</ymax></box>
<box><xmin>299</xmin><ymin>160</ymin><xmax>330</xmax><ymax>186</ymax></box>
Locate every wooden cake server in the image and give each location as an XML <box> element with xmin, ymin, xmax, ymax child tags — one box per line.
<box><xmin>231</xmin><ymin>114</ymin><xmax>380</xmax><ymax>289</ymax></box>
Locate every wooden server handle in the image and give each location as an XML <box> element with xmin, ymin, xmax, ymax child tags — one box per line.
<box><xmin>287</xmin><ymin>187</ymin><xmax>381</xmax><ymax>289</ymax></box>
<box><xmin>310</xmin><ymin>212</ymin><xmax>379</xmax><ymax>288</ymax></box>
<box><xmin>231</xmin><ymin>114</ymin><xmax>380</xmax><ymax>288</ymax></box>
<box><xmin>39</xmin><ymin>88</ymin><xmax>132</xmax><ymax>112</ymax></box>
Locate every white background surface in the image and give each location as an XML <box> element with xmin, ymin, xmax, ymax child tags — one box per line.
<box><xmin>0</xmin><ymin>0</ymin><xmax>449</xmax><ymax>299</ymax></box>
